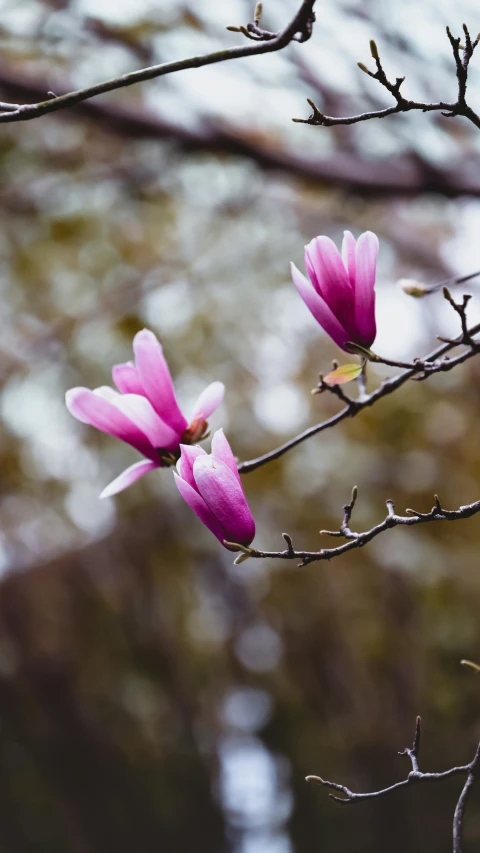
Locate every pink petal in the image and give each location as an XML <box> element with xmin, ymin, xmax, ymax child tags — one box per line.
<box><xmin>354</xmin><ymin>231</ymin><xmax>379</xmax><ymax>347</ymax></box>
<box><xmin>190</xmin><ymin>381</ymin><xmax>225</xmax><ymax>421</ymax></box>
<box><xmin>112</xmin><ymin>361</ymin><xmax>145</xmax><ymax>396</ymax></box>
<box><xmin>176</xmin><ymin>444</ymin><xmax>207</xmax><ymax>490</ymax></box>
<box><xmin>211</xmin><ymin>429</ymin><xmax>241</xmax><ymax>485</ymax></box>
<box><xmin>305</xmin><ymin>237</ymin><xmax>354</xmax><ymax>335</ymax></box>
<box><xmin>174</xmin><ymin>473</ymin><xmax>226</xmax><ymax>543</ymax></box>
<box><xmin>341</xmin><ymin>231</ymin><xmax>357</xmax><ymax>289</ymax></box>
<box><xmin>193</xmin><ymin>456</ymin><xmax>255</xmax><ymax>546</ymax></box>
<box><xmin>100</xmin><ymin>459</ymin><xmax>159</xmax><ymax>499</ymax></box>
<box><xmin>133</xmin><ymin>330</ymin><xmax>188</xmax><ymax>435</ymax></box>
<box><xmin>111</xmin><ymin>393</ymin><xmax>180</xmax><ymax>451</ymax></box>
<box><xmin>66</xmin><ymin>387</ymin><xmax>155</xmax><ymax>459</ymax></box>
<box><xmin>291</xmin><ymin>263</ymin><xmax>350</xmax><ymax>351</ymax></box>
<box><xmin>93</xmin><ymin>386</ymin><xmax>119</xmax><ymax>402</ymax></box>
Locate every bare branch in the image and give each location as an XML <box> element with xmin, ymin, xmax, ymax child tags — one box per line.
<box><xmin>306</xmin><ymin>719</ymin><xmax>480</xmax><ymax>853</ymax></box>
<box><xmin>453</xmin><ymin>743</ymin><xmax>480</xmax><ymax>853</ymax></box>
<box><xmin>320</xmin><ymin>485</ymin><xmax>359</xmax><ymax>540</ymax></box>
<box><xmin>399</xmin><ymin>269</ymin><xmax>480</xmax><ymax>297</ymax></box>
<box><xmin>294</xmin><ymin>25</ymin><xmax>480</xmax><ymax>131</ymax></box>
<box><xmin>2</xmin><ymin>68</ymin><xmax>480</xmax><ymax>198</ymax></box>
<box><xmin>246</xmin><ymin>491</ymin><xmax>480</xmax><ymax>567</ymax></box>
<box><xmin>239</xmin><ymin>292</ymin><xmax>480</xmax><ymax>474</ymax></box>
<box><xmin>442</xmin><ymin>289</ymin><xmax>475</xmax><ymax>346</ymax></box>
<box><xmin>0</xmin><ymin>1</ymin><xmax>316</xmax><ymax>124</ymax></box>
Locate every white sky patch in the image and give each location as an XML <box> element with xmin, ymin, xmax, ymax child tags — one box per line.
<box><xmin>141</xmin><ymin>280</ymin><xmax>194</xmax><ymax>335</ymax></box>
<box><xmin>73</xmin><ymin>0</ymin><xmax>158</xmax><ymax>25</ymax></box>
<box><xmin>374</xmin><ymin>286</ymin><xmax>427</xmax><ymax>359</ymax></box>
<box><xmin>254</xmin><ymin>333</ymin><xmax>304</xmax><ymax>383</ymax></box>
<box><xmin>253</xmin><ymin>382</ymin><xmax>309</xmax><ymax>435</ymax></box>
<box><xmin>442</xmin><ymin>199</ymin><xmax>480</xmax><ymax>276</ymax></box>
<box><xmin>219</xmin><ymin>735</ymin><xmax>292</xmax><ymax>829</ymax></box>
<box><xmin>65</xmin><ymin>480</ymin><xmax>116</xmax><ymax>535</ymax></box>
<box><xmin>0</xmin><ymin>0</ymin><xmax>44</xmax><ymax>35</ymax></box>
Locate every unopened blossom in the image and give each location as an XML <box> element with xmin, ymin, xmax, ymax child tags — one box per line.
<box><xmin>291</xmin><ymin>230</ymin><xmax>379</xmax><ymax>352</ymax></box>
<box><xmin>66</xmin><ymin>329</ymin><xmax>224</xmax><ymax>499</ymax></box>
<box><xmin>397</xmin><ymin>278</ymin><xmax>428</xmax><ymax>297</ymax></box>
<box><xmin>174</xmin><ymin>429</ymin><xmax>255</xmax><ymax>549</ymax></box>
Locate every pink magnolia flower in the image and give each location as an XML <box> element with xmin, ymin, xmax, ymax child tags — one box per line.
<box><xmin>291</xmin><ymin>230</ymin><xmax>379</xmax><ymax>352</ymax></box>
<box><xmin>66</xmin><ymin>329</ymin><xmax>224</xmax><ymax>499</ymax></box>
<box><xmin>174</xmin><ymin>429</ymin><xmax>255</xmax><ymax>550</ymax></box>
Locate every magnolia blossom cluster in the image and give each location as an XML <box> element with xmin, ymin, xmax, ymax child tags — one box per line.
<box><xmin>66</xmin><ymin>230</ymin><xmax>379</xmax><ymax>551</ymax></box>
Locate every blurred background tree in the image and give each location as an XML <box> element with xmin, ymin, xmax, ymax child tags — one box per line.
<box><xmin>0</xmin><ymin>1</ymin><xmax>480</xmax><ymax>851</ymax></box>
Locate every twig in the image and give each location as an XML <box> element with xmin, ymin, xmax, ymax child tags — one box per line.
<box><xmin>2</xmin><ymin>66</ymin><xmax>480</xmax><ymax>198</ymax></box>
<box><xmin>306</xmin><ymin>719</ymin><xmax>480</xmax><ymax>853</ymax></box>
<box><xmin>246</xmin><ymin>490</ymin><xmax>480</xmax><ymax>567</ymax></box>
<box><xmin>0</xmin><ymin>1</ymin><xmax>316</xmax><ymax>124</ymax></box>
<box><xmin>320</xmin><ymin>485</ymin><xmax>359</xmax><ymax>540</ymax></box>
<box><xmin>435</xmin><ymin>270</ymin><xmax>480</xmax><ymax>290</ymax></box>
<box><xmin>400</xmin><ymin>269</ymin><xmax>480</xmax><ymax>297</ymax></box>
<box><xmin>453</xmin><ymin>743</ymin><xmax>480</xmax><ymax>853</ymax></box>
<box><xmin>293</xmin><ymin>25</ymin><xmax>480</xmax><ymax>131</ymax></box>
<box><xmin>442</xmin><ymin>289</ymin><xmax>474</xmax><ymax>346</ymax></box>
<box><xmin>239</xmin><ymin>293</ymin><xmax>480</xmax><ymax>474</ymax></box>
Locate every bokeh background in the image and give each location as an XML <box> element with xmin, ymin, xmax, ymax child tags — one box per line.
<box><xmin>1</xmin><ymin>0</ymin><xmax>480</xmax><ymax>851</ymax></box>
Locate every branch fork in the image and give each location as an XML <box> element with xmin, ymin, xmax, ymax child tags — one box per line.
<box><xmin>294</xmin><ymin>24</ymin><xmax>480</xmax><ymax>131</ymax></box>
<box><xmin>306</xmin><ymin>717</ymin><xmax>480</xmax><ymax>853</ymax></box>
<box><xmin>244</xmin><ymin>487</ymin><xmax>480</xmax><ymax>567</ymax></box>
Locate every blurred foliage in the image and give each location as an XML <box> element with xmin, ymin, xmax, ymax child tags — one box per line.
<box><xmin>0</xmin><ymin>1</ymin><xmax>480</xmax><ymax>852</ymax></box>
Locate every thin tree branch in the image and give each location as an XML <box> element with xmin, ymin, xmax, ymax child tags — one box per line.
<box><xmin>0</xmin><ymin>1</ymin><xmax>316</xmax><ymax>124</ymax></box>
<box><xmin>2</xmin><ymin>68</ymin><xmax>480</xmax><ymax>198</ymax></box>
<box><xmin>306</xmin><ymin>718</ymin><xmax>480</xmax><ymax>853</ymax></box>
<box><xmin>243</xmin><ymin>491</ymin><xmax>480</xmax><ymax>567</ymax></box>
<box><xmin>293</xmin><ymin>25</ymin><xmax>480</xmax><ymax>131</ymax></box>
<box><xmin>399</xmin><ymin>270</ymin><xmax>480</xmax><ymax>297</ymax></box>
<box><xmin>238</xmin><ymin>292</ymin><xmax>480</xmax><ymax>474</ymax></box>
<box><xmin>453</xmin><ymin>743</ymin><xmax>480</xmax><ymax>853</ymax></box>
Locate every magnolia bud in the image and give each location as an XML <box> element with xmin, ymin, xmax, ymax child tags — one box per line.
<box><xmin>398</xmin><ymin>278</ymin><xmax>428</xmax><ymax>297</ymax></box>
